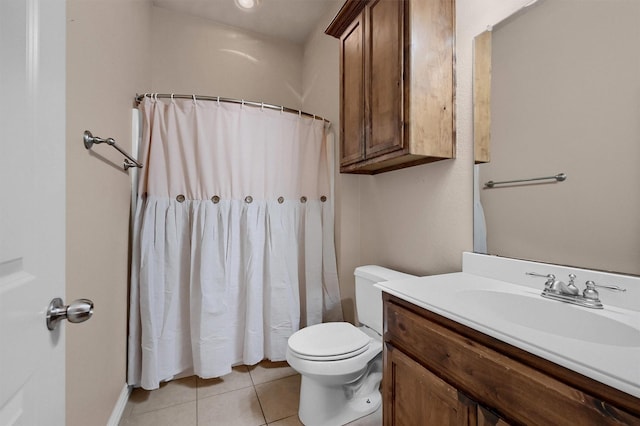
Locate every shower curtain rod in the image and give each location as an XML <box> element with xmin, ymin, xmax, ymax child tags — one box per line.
<box><xmin>135</xmin><ymin>93</ymin><xmax>331</xmax><ymax>125</ymax></box>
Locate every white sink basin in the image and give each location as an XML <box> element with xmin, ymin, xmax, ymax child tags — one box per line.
<box><xmin>376</xmin><ymin>270</ymin><xmax>640</xmax><ymax>398</ymax></box>
<box><xmin>457</xmin><ymin>289</ymin><xmax>640</xmax><ymax>347</ymax></box>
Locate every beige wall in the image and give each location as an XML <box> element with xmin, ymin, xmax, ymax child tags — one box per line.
<box><xmin>66</xmin><ymin>1</ymin><xmax>151</xmax><ymax>425</ymax></box>
<box><xmin>363</xmin><ymin>0</ymin><xmax>538</xmax><ymax>278</ymax></box>
<box><xmin>479</xmin><ymin>0</ymin><xmax>640</xmax><ymax>275</ymax></box>
<box><xmin>301</xmin><ymin>0</ymin><xmax>503</xmax><ymax>322</ymax></box>
<box><xmin>63</xmin><ymin>1</ymin><xmax>538</xmax><ymax>422</ymax></box>
<box><xmin>328</xmin><ymin>0</ymin><xmax>544</xmax><ymax>319</ymax></box>
<box><xmin>150</xmin><ymin>6</ymin><xmax>304</xmax><ymax>108</ymax></box>
<box><xmin>300</xmin><ymin>0</ymin><xmax>363</xmax><ymax>321</ymax></box>
<box><xmin>329</xmin><ymin>0</ymin><xmax>528</xmax><ymax>304</ymax></box>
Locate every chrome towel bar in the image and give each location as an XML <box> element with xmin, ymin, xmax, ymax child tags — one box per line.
<box><xmin>83</xmin><ymin>130</ymin><xmax>143</xmax><ymax>170</ymax></box>
<box><xmin>484</xmin><ymin>173</ymin><xmax>566</xmax><ymax>188</ymax></box>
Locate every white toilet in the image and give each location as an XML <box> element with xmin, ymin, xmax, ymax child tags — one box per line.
<box><xmin>286</xmin><ymin>265</ymin><xmax>415</xmax><ymax>426</ymax></box>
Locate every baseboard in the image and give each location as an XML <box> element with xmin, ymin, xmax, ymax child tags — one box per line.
<box><xmin>107</xmin><ymin>383</ymin><xmax>132</xmax><ymax>426</ymax></box>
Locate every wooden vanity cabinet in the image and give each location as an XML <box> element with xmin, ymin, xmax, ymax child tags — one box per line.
<box><xmin>326</xmin><ymin>0</ymin><xmax>455</xmax><ymax>174</ymax></box>
<box><xmin>385</xmin><ymin>344</ymin><xmax>477</xmax><ymax>425</ymax></box>
<box><xmin>382</xmin><ymin>293</ymin><xmax>640</xmax><ymax>426</ymax></box>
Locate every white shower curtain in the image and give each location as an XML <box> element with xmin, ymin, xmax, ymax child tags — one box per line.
<box><xmin>127</xmin><ymin>97</ymin><xmax>342</xmax><ymax>390</ymax></box>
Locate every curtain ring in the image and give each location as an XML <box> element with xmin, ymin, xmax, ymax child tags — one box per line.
<box><xmin>217</xmin><ymin>96</ymin><xmax>220</xmax><ymax>106</ymax></box>
<box><xmin>298</xmin><ymin>110</ymin><xmax>302</xmax><ymax>118</ymax></box>
<box><xmin>192</xmin><ymin>94</ymin><xmax>197</xmax><ymax>104</ymax></box>
<box><xmin>300</xmin><ymin>196</ymin><xmax>307</xmax><ymax>203</ymax></box>
<box><xmin>261</xmin><ymin>102</ymin><xmax>264</xmax><ymax>112</ymax></box>
<box><xmin>280</xmin><ymin>106</ymin><xmax>284</xmax><ymax>114</ymax></box>
<box><xmin>241</xmin><ymin>99</ymin><xmax>245</xmax><ymax>109</ymax></box>
<box><xmin>277</xmin><ymin>196</ymin><xmax>284</xmax><ymax>204</ymax></box>
<box><xmin>245</xmin><ymin>195</ymin><xmax>253</xmax><ymax>203</ymax></box>
<box><xmin>170</xmin><ymin>93</ymin><xmax>175</xmax><ymax>103</ymax></box>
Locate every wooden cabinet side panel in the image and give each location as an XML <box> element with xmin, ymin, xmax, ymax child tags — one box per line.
<box><xmin>474</xmin><ymin>30</ymin><xmax>491</xmax><ymax>164</ymax></box>
<box><xmin>384</xmin><ymin>344</ymin><xmax>475</xmax><ymax>426</ymax></box>
<box><xmin>385</xmin><ymin>300</ymin><xmax>640</xmax><ymax>426</ymax></box>
<box><xmin>341</xmin><ymin>15</ymin><xmax>366</xmax><ymax>166</ymax></box>
<box><xmin>407</xmin><ymin>0</ymin><xmax>455</xmax><ymax>158</ymax></box>
<box><xmin>366</xmin><ymin>0</ymin><xmax>405</xmax><ymax>158</ymax></box>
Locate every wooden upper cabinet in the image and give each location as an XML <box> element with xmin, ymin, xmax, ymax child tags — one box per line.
<box><xmin>327</xmin><ymin>0</ymin><xmax>455</xmax><ymax>174</ymax></box>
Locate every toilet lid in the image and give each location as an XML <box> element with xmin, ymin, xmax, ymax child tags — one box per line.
<box><xmin>288</xmin><ymin>322</ymin><xmax>371</xmax><ymax>360</ymax></box>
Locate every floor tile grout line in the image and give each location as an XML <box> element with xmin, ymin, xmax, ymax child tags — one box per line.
<box><xmin>128</xmin><ymin>398</ymin><xmax>196</xmax><ymax>420</ymax></box>
<box><xmin>252</xmin><ymin>383</ymin><xmax>269</xmax><ymax>425</ymax></box>
<box><xmin>196</xmin><ymin>384</ymin><xmax>255</xmax><ymax>400</ymax></box>
<box><xmin>248</xmin><ymin>368</ymin><xmax>257</xmax><ymax>387</ymax></box>
<box><xmin>249</xmin><ymin>371</ymin><xmax>298</xmax><ymax>387</ymax></box>
<box><xmin>256</xmin><ymin>373</ymin><xmax>298</xmax><ymax>386</ymax></box>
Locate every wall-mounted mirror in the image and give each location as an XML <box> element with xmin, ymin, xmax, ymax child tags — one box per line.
<box><xmin>473</xmin><ymin>0</ymin><xmax>640</xmax><ymax>275</ymax></box>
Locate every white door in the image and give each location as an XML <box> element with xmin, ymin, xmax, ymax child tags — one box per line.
<box><xmin>0</xmin><ymin>0</ymin><xmax>67</xmax><ymax>424</ymax></box>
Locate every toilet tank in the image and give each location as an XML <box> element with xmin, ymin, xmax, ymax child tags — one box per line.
<box><xmin>354</xmin><ymin>266</ymin><xmax>416</xmax><ymax>335</ymax></box>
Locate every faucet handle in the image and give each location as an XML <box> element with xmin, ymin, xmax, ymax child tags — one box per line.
<box><xmin>583</xmin><ymin>281</ymin><xmax>600</xmax><ymax>300</ymax></box>
<box><xmin>526</xmin><ymin>272</ymin><xmax>556</xmax><ymax>288</ymax></box>
<box><xmin>586</xmin><ymin>281</ymin><xmax>627</xmax><ymax>292</ymax></box>
<box><xmin>566</xmin><ymin>273</ymin><xmax>579</xmax><ymax>292</ymax></box>
<box><xmin>526</xmin><ymin>272</ymin><xmax>555</xmax><ymax>279</ymax></box>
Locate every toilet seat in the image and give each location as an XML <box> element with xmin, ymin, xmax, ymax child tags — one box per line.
<box><xmin>288</xmin><ymin>322</ymin><xmax>371</xmax><ymax>361</ymax></box>
<box><xmin>289</xmin><ymin>344</ymin><xmax>370</xmax><ymax>361</ymax></box>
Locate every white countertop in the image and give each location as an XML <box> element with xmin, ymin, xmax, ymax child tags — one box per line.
<box><xmin>375</xmin><ymin>253</ymin><xmax>640</xmax><ymax>398</ymax></box>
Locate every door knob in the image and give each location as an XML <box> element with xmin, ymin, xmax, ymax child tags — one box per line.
<box><xmin>46</xmin><ymin>297</ymin><xmax>94</xmax><ymax>330</ymax></box>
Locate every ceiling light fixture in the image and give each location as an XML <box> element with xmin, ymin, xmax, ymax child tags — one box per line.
<box><xmin>235</xmin><ymin>0</ymin><xmax>260</xmax><ymax>10</ymax></box>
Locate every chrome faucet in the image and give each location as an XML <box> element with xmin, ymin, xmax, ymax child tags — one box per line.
<box><xmin>526</xmin><ymin>272</ymin><xmax>626</xmax><ymax>309</ymax></box>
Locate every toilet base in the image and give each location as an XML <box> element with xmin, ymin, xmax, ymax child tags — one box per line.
<box><xmin>298</xmin><ymin>374</ymin><xmax>382</xmax><ymax>426</ymax></box>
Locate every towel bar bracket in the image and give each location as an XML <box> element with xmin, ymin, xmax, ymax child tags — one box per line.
<box><xmin>83</xmin><ymin>130</ymin><xmax>143</xmax><ymax>170</ymax></box>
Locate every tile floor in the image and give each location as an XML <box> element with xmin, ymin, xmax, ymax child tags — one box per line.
<box><xmin>119</xmin><ymin>360</ymin><xmax>382</xmax><ymax>426</ymax></box>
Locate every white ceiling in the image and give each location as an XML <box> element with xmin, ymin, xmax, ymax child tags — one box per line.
<box><xmin>152</xmin><ymin>0</ymin><xmax>340</xmax><ymax>45</ymax></box>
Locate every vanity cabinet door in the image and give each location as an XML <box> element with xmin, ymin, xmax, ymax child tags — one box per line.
<box><xmin>384</xmin><ymin>344</ymin><xmax>476</xmax><ymax>425</ymax></box>
<box><xmin>477</xmin><ymin>406</ymin><xmax>511</xmax><ymax>426</ymax></box>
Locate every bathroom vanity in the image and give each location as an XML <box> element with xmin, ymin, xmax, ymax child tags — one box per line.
<box><xmin>378</xmin><ymin>253</ymin><xmax>640</xmax><ymax>425</ymax></box>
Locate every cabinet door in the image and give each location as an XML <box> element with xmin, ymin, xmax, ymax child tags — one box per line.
<box><xmin>384</xmin><ymin>344</ymin><xmax>476</xmax><ymax>426</ymax></box>
<box><xmin>477</xmin><ymin>406</ymin><xmax>512</xmax><ymax>426</ymax></box>
<box><xmin>340</xmin><ymin>13</ymin><xmax>366</xmax><ymax>166</ymax></box>
<box><xmin>366</xmin><ymin>0</ymin><xmax>405</xmax><ymax>158</ymax></box>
